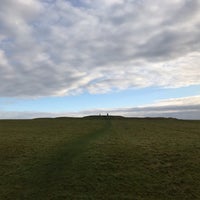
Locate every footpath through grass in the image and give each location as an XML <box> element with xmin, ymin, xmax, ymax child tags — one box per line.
<box><xmin>0</xmin><ymin>117</ymin><xmax>200</xmax><ymax>199</ymax></box>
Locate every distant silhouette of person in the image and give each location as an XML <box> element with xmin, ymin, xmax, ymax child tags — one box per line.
<box><xmin>107</xmin><ymin>113</ymin><xmax>109</xmax><ymax>117</ymax></box>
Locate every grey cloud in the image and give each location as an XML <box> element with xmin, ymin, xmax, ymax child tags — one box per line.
<box><xmin>163</xmin><ymin>0</ymin><xmax>200</xmax><ymax>25</ymax></box>
<box><xmin>135</xmin><ymin>29</ymin><xmax>200</xmax><ymax>62</ymax></box>
<box><xmin>0</xmin><ymin>0</ymin><xmax>200</xmax><ymax>97</ymax></box>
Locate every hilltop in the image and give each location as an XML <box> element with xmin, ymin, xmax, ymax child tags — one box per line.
<box><xmin>83</xmin><ymin>115</ymin><xmax>125</xmax><ymax>119</ymax></box>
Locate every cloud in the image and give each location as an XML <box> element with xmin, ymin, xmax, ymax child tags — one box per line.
<box><xmin>1</xmin><ymin>96</ymin><xmax>200</xmax><ymax>120</ymax></box>
<box><xmin>0</xmin><ymin>0</ymin><xmax>200</xmax><ymax>97</ymax></box>
<box><xmin>78</xmin><ymin>95</ymin><xmax>200</xmax><ymax>120</ymax></box>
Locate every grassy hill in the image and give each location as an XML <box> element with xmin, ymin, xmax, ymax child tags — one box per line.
<box><xmin>0</xmin><ymin>117</ymin><xmax>200</xmax><ymax>199</ymax></box>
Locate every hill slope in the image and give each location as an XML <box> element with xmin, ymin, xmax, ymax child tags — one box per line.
<box><xmin>0</xmin><ymin>118</ymin><xmax>200</xmax><ymax>199</ymax></box>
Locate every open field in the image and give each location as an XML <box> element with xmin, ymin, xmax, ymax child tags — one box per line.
<box><xmin>0</xmin><ymin>117</ymin><xmax>200</xmax><ymax>200</ymax></box>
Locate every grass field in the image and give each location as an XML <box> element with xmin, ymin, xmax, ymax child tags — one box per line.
<box><xmin>0</xmin><ymin>117</ymin><xmax>200</xmax><ymax>200</ymax></box>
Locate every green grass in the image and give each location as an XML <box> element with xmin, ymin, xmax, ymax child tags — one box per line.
<box><xmin>0</xmin><ymin>117</ymin><xmax>200</xmax><ymax>200</ymax></box>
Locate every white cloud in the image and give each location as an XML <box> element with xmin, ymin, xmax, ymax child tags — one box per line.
<box><xmin>0</xmin><ymin>0</ymin><xmax>200</xmax><ymax>97</ymax></box>
<box><xmin>148</xmin><ymin>95</ymin><xmax>200</xmax><ymax>107</ymax></box>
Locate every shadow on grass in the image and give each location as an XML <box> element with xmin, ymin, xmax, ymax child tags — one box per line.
<box><xmin>24</xmin><ymin>119</ymin><xmax>111</xmax><ymax>199</ymax></box>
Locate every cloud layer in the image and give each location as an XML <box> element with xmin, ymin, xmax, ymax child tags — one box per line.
<box><xmin>0</xmin><ymin>0</ymin><xmax>200</xmax><ymax>97</ymax></box>
<box><xmin>1</xmin><ymin>96</ymin><xmax>200</xmax><ymax>120</ymax></box>
<box><xmin>79</xmin><ymin>95</ymin><xmax>200</xmax><ymax>120</ymax></box>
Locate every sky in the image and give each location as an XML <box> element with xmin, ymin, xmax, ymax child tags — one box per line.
<box><xmin>0</xmin><ymin>0</ymin><xmax>200</xmax><ymax>119</ymax></box>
